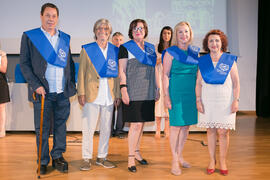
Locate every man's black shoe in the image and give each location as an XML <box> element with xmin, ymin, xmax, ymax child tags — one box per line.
<box><xmin>117</xmin><ymin>134</ymin><xmax>125</xmax><ymax>139</ymax></box>
<box><xmin>37</xmin><ymin>165</ymin><xmax>47</xmax><ymax>175</ymax></box>
<box><xmin>52</xmin><ymin>157</ymin><xmax>68</xmax><ymax>173</ymax></box>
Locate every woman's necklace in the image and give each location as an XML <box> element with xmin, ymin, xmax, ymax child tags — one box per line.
<box><xmin>210</xmin><ymin>52</ymin><xmax>222</xmax><ymax>62</ymax></box>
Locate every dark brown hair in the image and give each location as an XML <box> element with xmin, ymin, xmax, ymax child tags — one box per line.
<box><xmin>128</xmin><ymin>19</ymin><xmax>148</xmax><ymax>39</ymax></box>
<box><xmin>41</xmin><ymin>3</ymin><xmax>59</xmax><ymax>16</ymax></box>
<box><xmin>157</xmin><ymin>26</ymin><xmax>173</xmax><ymax>53</ymax></box>
<box><xmin>202</xmin><ymin>29</ymin><xmax>228</xmax><ymax>53</ymax></box>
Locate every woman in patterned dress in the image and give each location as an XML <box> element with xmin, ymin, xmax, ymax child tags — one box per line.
<box><xmin>118</xmin><ymin>19</ymin><xmax>159</xmax><ymax>172</ymax></box>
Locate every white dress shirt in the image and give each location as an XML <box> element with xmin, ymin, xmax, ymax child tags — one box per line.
<box><xmin>92</xmin><ymin>43</ymin><xmax>113</xmax><ymax>106</ymax></box>
<box><xmin>41</xmin><ymin>27</ymin><xmax>65</xmax><ymax>93</ymax></box>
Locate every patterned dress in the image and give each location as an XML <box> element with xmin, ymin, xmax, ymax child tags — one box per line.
<box><xmin>119</xmin><ymin>45</ymin><xmax>156</xmax><ymax>122</ymax></box>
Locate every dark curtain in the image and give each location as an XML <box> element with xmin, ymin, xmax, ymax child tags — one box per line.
<box><xmin>256</xmin><ymin>0</ymin><xmax>270</xmax><ymax>117</ymax></box>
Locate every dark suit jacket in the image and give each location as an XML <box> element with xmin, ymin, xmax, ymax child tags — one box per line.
<box><xmin>19</xmin><ymin>30</ymin><xmax>76</xmax><ymax>102</ymax></box>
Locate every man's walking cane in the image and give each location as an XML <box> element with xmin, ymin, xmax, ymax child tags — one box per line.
<box><xmin>37</xmin><ymin>95</ymin><xmax>45</xmax><ymax>179</ymax></box>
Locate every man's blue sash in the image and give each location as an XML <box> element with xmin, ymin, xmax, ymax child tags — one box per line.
<box><xmin>24</xmin><ymin>28</ymin><xmax>70</xmax><ymax>68</ymax></box>
<box><xmin>164</xmin><ymin>45</ymin><xmax>200</xmax><ymax>65</ymax></box>
<box><xmin>122</xmin><ymin>40</ymin><xmax>157</xmax><ymax>67</ymax></box>
<box><xmin>198</xmin><ymin>53</ymin><xmax>237</xmax><ymax>84</ymax></box>
<box><xmin>82</xmin><ymin>42</ymin><xmax>118</xmax><ymax>78</ymax></box>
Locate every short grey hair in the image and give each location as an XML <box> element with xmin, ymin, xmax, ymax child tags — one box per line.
<box><xmin>93</xmin><ymin>18</ymin><xmax>112</xmax><ymax>40</ymax></box>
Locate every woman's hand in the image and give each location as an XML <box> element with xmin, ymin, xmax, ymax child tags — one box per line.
<box><xmin>231</xmin><ymin>99</ymin><xmax>239</xmax><ymax>113</ymax></box>
<box><xmin>164</xmin><ymin>95</ymin><xmax>172</xmax><ymax>110</ymax></box>
<box><xmin>78</xmin><ymin>95</ymin><xmax>86</xmax><ymax>106</ymax></box>
<box><xmin>121</xmin><ymin>87</ymin><xmax>130</xmax><ymax>105</ymax></box>
<box><xmin>196</xmin><ymin>100</ymin><xmax>204</xmax><ymax>113</ymax></box>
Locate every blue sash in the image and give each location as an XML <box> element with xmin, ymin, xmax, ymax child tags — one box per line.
<box><xmin>82</xmin><ymin>42</ymin><xmax>118</xmax><ymax>78</ymax></box>
<box><xmin>122</xmin><ymin>40</ymin><xmax>157</xmax><ymax>67</ymax></box>
<box><xmin>199</xmin><ymin>53</ymin><xmax>237</xmax><ymax>84</ymax></box>
<box><xmin>24</xmin><ymin>28</ymin><xmax>70</xmax><ymax>68</ymax></box>
<box><xmin>164</xmin><ymin>45</ymin><xmax>200</xmax><ymax>65</ymax></box>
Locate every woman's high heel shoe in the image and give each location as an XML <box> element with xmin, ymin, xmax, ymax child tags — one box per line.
<box><xmin>171</xmin><ymin>161</ymin><xmax>181</xmax><ymax>176</ymax></box>
<box><xmin>207</xmin><ymin>160</ymin><xmax>216</xmax><ymax>175</ymax></box>
<box><xmin>220</xmin><ymin>169</ymin><xmax>228</xmax><ymax>176</ymax></box>
<box><xmin>180</xmin><ymin>161</ymin><xmax>191</xmax><ymax>168</ymax></box>
<box><xmin>135</xmin><ymin>150</ymin><xmax>148</xmax><ymax>165</ymax></box>
<box><xmin>219</xmin><ymin>160</ymin><xmax>228</xmax><ymax>175</ymax></box>
<box><xmin>206</xmin><ymin>168</ymin><xmax>215</xmax><ymax>175</ymax></box>
<box><xmin>128</xmin><ymin>155</ymin><xmax>137</xmax><ymax>173</ymax></box>
<box><xmin>135</xmin><ymin>158</ymin><xmax>148</xmax><ymax>165</ymax></box>
<box><xmin>128</xmin><ymin>166</ymin><xmax>137</xmax><ymax>172</ymax></box>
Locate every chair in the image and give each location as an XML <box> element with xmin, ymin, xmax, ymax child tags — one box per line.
<box><xmin>15</xmin><ymin>64</ymin><xmax>26</xmax><ymax>83</ymax></box>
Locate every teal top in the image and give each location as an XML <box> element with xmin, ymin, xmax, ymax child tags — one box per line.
<box><xmin>169</xmin><ymin>58</ymin><xmax>198</xmax><ymax>126</ymax></box>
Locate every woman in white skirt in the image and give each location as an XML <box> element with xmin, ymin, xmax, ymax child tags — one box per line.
<box><xmin>196</xmin><ymin>29</ymin><xmax>240</xmax><ymax>176</ymax></box>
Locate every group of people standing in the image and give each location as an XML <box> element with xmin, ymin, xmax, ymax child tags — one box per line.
<box><xmin>0</xmin><ymin>2</ymin><xmax>240</xmax><ymax>177</ymax></box>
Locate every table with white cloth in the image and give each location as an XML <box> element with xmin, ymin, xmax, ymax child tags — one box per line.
<box><xmin>5</xmin><ymin>83</ymin><xmax>205</xmax><ymax>132</ymax></box>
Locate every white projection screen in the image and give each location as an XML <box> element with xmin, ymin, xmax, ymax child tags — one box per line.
<box><xmin>0</xmin><ymin>0</ymin><xmax>227</xmax><ymax>54</ymax></box>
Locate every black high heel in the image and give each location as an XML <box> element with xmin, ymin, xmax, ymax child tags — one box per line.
<box><xmin>135</xmin><ymin>150</ymin><xmax>148</xmax><ymax>165</ymax></box>
<box><xmin>128</xmin><ymin>166</ymin><xmax>137</xmax><ymax>172</ymax></box>
<box><xmin>128</xmin><ymin>155</ymin><xmax>137</xmax><ymax>172</ymax></box>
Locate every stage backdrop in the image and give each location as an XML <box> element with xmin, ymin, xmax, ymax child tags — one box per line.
<box><xmin>0</xmin><ymin>0</ymin><xmax>227</xmax><ymax>54</ymax></box>
<box><xmin>1</xmin><ymin>0</ymin><xmax>259</xmax><ymax>111</ymax></box>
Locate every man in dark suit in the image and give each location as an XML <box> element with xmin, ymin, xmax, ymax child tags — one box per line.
<box><xmin>111</xmin><ymin>32</ymin><xmax>126</xmax><ymax>139</ymax></box>
<box><xmin>20</xmin><ymin>3</ymin><xmax>76</xmax><ymax>175</ymax></box>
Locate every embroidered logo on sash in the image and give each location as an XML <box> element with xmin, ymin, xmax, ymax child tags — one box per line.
<box><xmin>145</xmin><ymin>46</ymin><xmax>154</xmax><ymax>55</ymax></box>
<box><xmin>217</xmin><ymin>63</ymin><xmax>229</xmax><ymax>75</ymax></box>
<box><xmin>107</xmin><ymin>59</ymin><xmax>117</xmax><ymax>71</ymax></box>
<box><xmin>189</xmin><ymin>46</ymin><xmax>200</xmax><ymax>52</ymax></box>
<box><xmin>58</xmin><ymin>48</ymin><xmax>67</xmax><ymax>62</ymax></box>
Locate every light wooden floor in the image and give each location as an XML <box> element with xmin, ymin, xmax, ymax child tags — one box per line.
<box><xmin>0</xmin><ymin>113</ymin><xmax>270</xmax><ymax>180</ymax></box>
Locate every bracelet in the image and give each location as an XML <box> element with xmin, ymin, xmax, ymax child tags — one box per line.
<box><xmin>120</xmin><ymin>84</ymin><xmax>127</xmax><ymax>89</ymax></box>
<box><xmin>234</xmin><ymin>98</ymin><xmax>240</xmax><ymax>102</ymax></box>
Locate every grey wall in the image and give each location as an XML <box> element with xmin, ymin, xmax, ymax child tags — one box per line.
<box><xmin>227</xmin><ymin>0</ymin><xmax>258</xmax><ymax>110</ymax></box>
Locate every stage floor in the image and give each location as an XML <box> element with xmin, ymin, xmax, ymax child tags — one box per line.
<box><xmin>0</xmin><ymin>113</ymin><xmax>270</xmax><ymax>180</ymax></box>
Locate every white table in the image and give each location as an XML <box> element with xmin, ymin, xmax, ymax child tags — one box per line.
<box><xmin>6</xmin><ymin>83</ymin><xmax>205</xmax><ymax>132</ymax></box>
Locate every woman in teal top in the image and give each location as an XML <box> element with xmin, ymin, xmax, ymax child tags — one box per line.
<box><xmin>169</xmin><ymin>60</ymin><xmax>197</xmax><ymax>126</ymax></box>
<box><xmin>163</xmin><ymin>21</ymin><xmax>199</xmax><ymax>176</ymax></box>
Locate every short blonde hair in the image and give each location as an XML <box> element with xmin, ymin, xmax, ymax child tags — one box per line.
<box><xmin>171</xmin><ymin>21</ymin><xmax>193</xmax><ymax>46</ymax></box>
<box><xmin>93</xmin><ymin>18</ymin><xmax>112</xmax><ymax>40</ymax></box>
